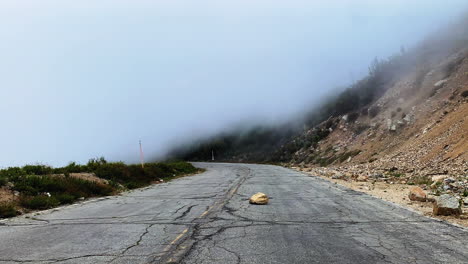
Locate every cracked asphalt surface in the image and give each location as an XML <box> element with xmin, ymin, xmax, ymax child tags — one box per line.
<box><xmin>1</xmin><ymin>163</ymin><xmax>467</xmax><ymax>264</ymax></box>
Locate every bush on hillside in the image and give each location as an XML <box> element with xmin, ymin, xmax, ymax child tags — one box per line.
<box><xmin>0</xmin><ymin>203</ymin><xmax>19</xmax><ymax>218</ymax></box>
<box><xmin>0</xmin><ymin>176</ymin><xmax>7</xmax><ymax>187</ymax></box>
<box><xmin>0</xmin><ymin>159</ymin><xmax>198</xmax><ymax>217</ymax></box>
<box><xmin>20</xmin><ymin>195</ymin><xmax>60</xmax><ymax>210</ymax></box>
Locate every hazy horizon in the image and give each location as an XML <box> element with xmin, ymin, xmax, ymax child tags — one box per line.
<box><xmin>1</xmin><ymin>0</ymin><xmax>467</xmax><ymax>167</ymax></box>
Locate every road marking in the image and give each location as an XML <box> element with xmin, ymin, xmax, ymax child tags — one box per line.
<box><xmin>199</xmin><ymin>207</ymin><xmax>211</xmax><ymax>218</ymax></box>
<box><xmin>162</xmin><ymin>170</ymin><xmax>247</xmax><ymax>262</ymax></box>
<box><xmin>163</xmin><ymin>228</ymin><xmax>188</xmax><ymax>255</ymax></box>
<box><xmin>230</xmin><ymin>185</ymin><xmax>238</xmax><ymax>195</ymax></box>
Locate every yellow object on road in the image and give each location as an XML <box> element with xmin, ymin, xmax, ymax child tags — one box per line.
<box><xmin>249</xmin><ymin>192</ymin><xmax>269</xmax><ymax>205</ymax></box>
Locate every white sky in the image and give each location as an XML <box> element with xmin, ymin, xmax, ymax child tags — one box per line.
<box><xmin>0</xmin><ymin>0</ymin><xmax>467</xmax><ymax>166</ymax></box>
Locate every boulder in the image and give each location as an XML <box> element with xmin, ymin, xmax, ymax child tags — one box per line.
<box><xmin>433</xmin><ymin>194</ymin><xmax>461</xmax><ymax>216</ymax></box>
<box><xmin>408</xmin><ymin>187</ymin><xmax>427</xmax><ymax>202</ymax></box>
<box><xmin>249</xmin><ymin>193</ymin><xmax>269</xmax><ymax>205</ymax></box>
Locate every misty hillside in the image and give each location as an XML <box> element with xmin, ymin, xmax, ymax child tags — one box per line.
<box><xmin>171</xmin><ymin>15</ymin><xmax>468</xmax><ymax>172</ymax></box>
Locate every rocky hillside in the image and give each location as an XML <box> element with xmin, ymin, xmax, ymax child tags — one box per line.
<box><xmin>174</xmin><ymin>16</ymin><xmax>468</xmax><ymax>180</ymax></box>
<box><xmin>282</xmin><ymin>24</ymin><xmax>468</xmax><ymax>206</ymax></box>
<box><xmin>289</xmin><ymin>47</ymin><xmax>467</xmax><ymax>183</ymax></box>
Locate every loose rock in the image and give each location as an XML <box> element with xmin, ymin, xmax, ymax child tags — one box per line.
<box><xmin>433</xmin><ymin>194</ymin><xmax>461</xmax><ymax>216</ymax></box>
<box><xmin>249</xmin><ymin>192</ymin><xmax>269</xmax><ymax>205</ymax></box>
<box><xmin>408</xmin><ymin>187</ymin><xmax>427</xmax><ymax>202</ymax></box>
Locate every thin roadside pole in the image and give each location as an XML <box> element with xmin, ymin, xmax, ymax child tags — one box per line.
<box><xmin>139</xmin><ymin>140</ymin><xmax>145</xmax><ymax>168</ymax></box>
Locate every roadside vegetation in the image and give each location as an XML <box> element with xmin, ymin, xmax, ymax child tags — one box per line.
<box><xmin>0</xmin><ymin>158</ymin><xmax>200</xmax><ymax>219</ymax></box>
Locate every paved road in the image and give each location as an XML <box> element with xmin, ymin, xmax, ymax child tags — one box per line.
<box><xmin>1</xmin><ymin>163</ymin><xmax>467</xmax><ymax>264</ymax></box>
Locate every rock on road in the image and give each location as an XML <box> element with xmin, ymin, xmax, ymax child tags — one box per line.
<box><xmin>1</xmin><ymin>163</ymin><xmax>467</xmax><ymax>264</ymax></box>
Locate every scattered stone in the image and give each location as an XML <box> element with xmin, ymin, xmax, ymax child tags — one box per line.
<box><xmin>331</xmin><ymin>173</ymin><xmax>343</xmax><ymax>179</ymax></box>
<box><xmin>433</xmin><ymin>194</ymin><xmax>461</xmax><ymax>216</ymax></box>
<box><xmin>403</xmin><ymin>114</ymin><xmax>411</xmax><ymax>123</ymax></box>
<box><xmin>249</xmin><ymin>192</ymin><xmax>269</xmax><ymax>205</ymax></box>
<box><xmin>356</xmin><ymin>175</ymin><xmax>368</xmax><ymax>182</ymax></box>
<box><xmin>444</xmin><ymin>178</ymin><xmax>456</xmax><ymax>184</ymax></box>
<box><xmin>370</xmin><ymin>173</ymin><xmax>384</xmax><ymax>179</ymax></box>
<box><xmin>431</xmin><ymin>175</ymin><xmax>448</xmax><ymax>183</ymax></box>
<box><xmin>408</xmin><ymin>187</ymin><xmax>427</xmax><ymax>202</ymax></box>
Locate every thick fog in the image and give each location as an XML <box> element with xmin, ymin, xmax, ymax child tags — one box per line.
<box><xmin>0</xmin><ymin>0</ymin><xmax>467</xmax><ymax>166</ymax></box>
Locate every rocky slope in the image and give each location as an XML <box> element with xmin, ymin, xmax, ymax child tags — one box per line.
<box><xmin>288</xmin><ymin>46</ymin><xmax>467</xmax><ymax>194</ymax></box>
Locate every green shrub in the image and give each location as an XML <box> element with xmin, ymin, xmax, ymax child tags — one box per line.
<box><xmin>22</xmin><ymin>165</ymin><xmax>53</xmax><ymax>175</ymax></box>
<box><xmin>54</xmin><ymin>193</ymin><xmax>76</xmax><ymax>204</ymax></box>
<box><xmin>0</xmin><ymin>176</ymin><xmax>7</xmax><ymax>187</ymax></box>
<box><xmin>21</xmin><ymin>196</ymin><xmax>60</xmax><ymax>210</ymax></box>
<box><xmin>0</xmin><ymin>159</ymin><xmax>197</xmax><ymax>213</ymax></box>
<box><xmin>0</xmin><ymin>167</ymin><xmax>25</xmax><ymax>178</ymax></box>
<box><xmin>125</xmin><ymin>182</ymin><xmax>143</xmax><ymax>189</ymax></box>
<box><xmin>0</xmin><ymin>203</ymin><xmax>19</xmax><ymax>218</ymax></box>
<box><xmin>13</xmin><ymin>175</ymin><xmax>113</xmax><ymax>198</ymax></box>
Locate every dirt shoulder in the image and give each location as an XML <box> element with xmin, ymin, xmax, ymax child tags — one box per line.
<box><xmin>292</xmin><ymin>166</ymin><xmax>468</xmax><ymax>228</ymax></box>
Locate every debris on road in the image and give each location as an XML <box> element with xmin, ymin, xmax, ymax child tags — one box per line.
<box><xmin>249</xmin><ymin>192</ymin><xmax>269</xmax><ymax>205</ymax></box>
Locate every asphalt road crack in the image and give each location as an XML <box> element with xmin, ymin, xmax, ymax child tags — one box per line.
<box><xmin>159</xmin><ymin>167</ymin><xmax>251</xmax><ymax>264</ymax></box>
<box><xmin>175</xmin><ymin>205</ymin><xmax>196</xmax><ymax>220</ymax></box>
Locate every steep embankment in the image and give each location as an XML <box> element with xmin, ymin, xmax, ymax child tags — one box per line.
<box><xmin>289</xmin><ymin>49</ymin><xmax>468</xmax><ymax>177</ymax></box>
